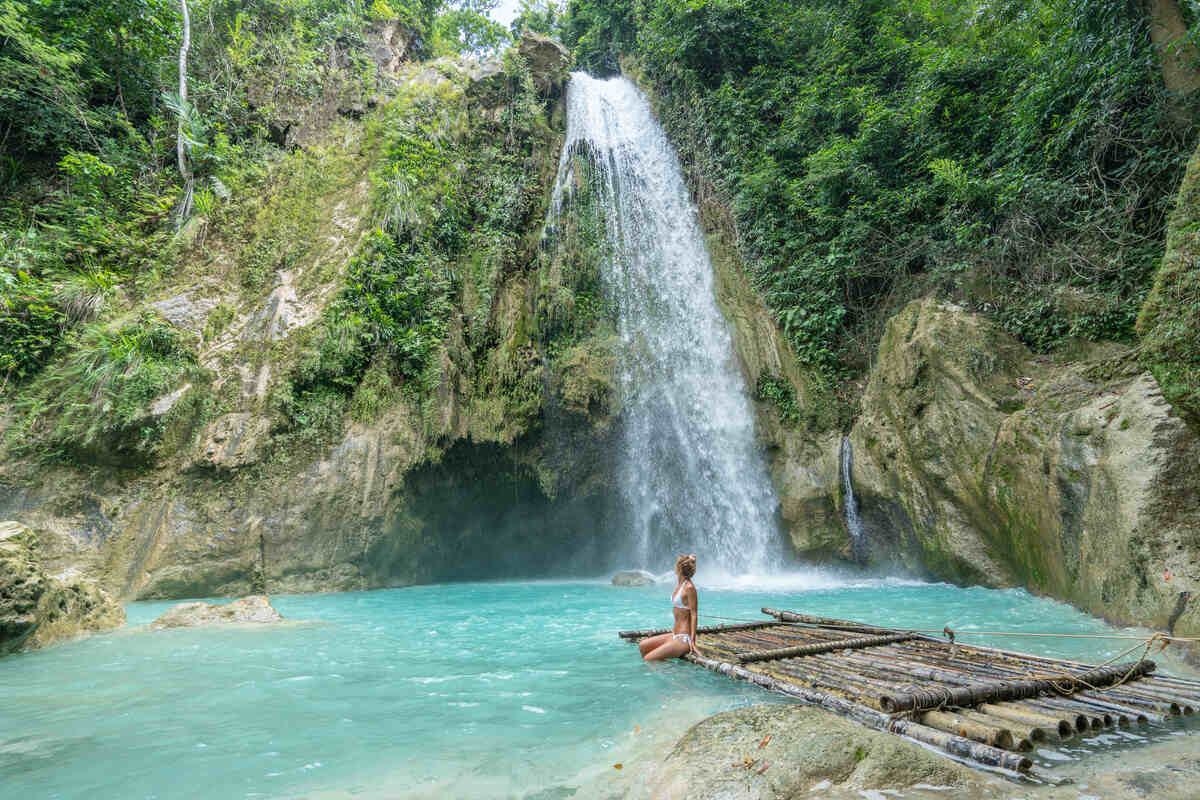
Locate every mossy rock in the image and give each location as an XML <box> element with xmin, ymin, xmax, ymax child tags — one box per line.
<box><xmin>0</xmin><ymin>521</ymin><xmax>124</xmax><ymax>655</ymax></box>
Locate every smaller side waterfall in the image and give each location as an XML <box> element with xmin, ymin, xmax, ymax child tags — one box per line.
<box><xmin>840</xmin><ymin>437</ymin><xmax>867</xmax><ymax>563</ymax></box>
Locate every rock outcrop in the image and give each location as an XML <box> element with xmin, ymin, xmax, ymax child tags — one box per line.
<box><xmin>517</xmin><ymin>32</ymin><xmax>570</xmax><ymax>97</ymax></box>
<box><xmin>649</xmin><ymin>705</ymin><xmax>980</xmax><ymax>799</ymax></box>
<box><xmin>612</xmin><ymin>570</ymin><xmax>653</xmax><ymax>587</ymax></box>
<box><xmin>149</xmin><ymin>595</ymin><xmax>283</xmax><ymax>629</ymax></box>
<box><xmin>848</xmin><ymin>298</ymin><xmax>1200</xmax><ymax>638</ymax></box>
<box><xmin>0</xmin><ymin>521</ymin><xmax>124</xmax><ymax>655</ymax></box>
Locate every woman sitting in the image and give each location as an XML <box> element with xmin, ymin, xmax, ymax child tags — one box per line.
<box><xmin>638</xmin><ymin>554</ymin><xmax>699</xmax><ymax>661</ymax></box>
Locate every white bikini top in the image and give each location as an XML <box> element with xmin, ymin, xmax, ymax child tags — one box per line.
<box><xmin>671</xmin><ymin>582</ymin><xmax>691</xmax><ymax>610</ymax></box>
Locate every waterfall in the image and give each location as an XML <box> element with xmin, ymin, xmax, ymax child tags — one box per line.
<box><xmin>549</xmin><ymin>73</ymin><xmax>781</xmax><ymax>577</ymax></box>
<box><xmin>840</xmin><ymin>437</ymin><xmax>867</xmax><ymax>563</ymax></box>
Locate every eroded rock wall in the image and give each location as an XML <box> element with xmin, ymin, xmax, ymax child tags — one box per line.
<box><xmin>0</xmin><ymin>36</ymin><xmax>623</xmax><ymax>605</ymax></box>
<box><xmin>848</xmin><ymin>298</ymin><xmax>1200</xmax><ymax>636</ymax></box>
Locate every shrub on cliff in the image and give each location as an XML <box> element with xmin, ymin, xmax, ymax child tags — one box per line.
<box><xmin>1139</xmin><ymin>141</ymin><xmax>1200</xmax><ymax>426</ymax></box>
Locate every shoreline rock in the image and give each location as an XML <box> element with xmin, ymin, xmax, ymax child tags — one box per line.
<box><xmin>149</xmin><ymin>595</ymin><xmax>283</xmax><ymax>630</ymax></box>
<box><xmin>0</xmin><ymin>521</ymin><xmax>125</xmax><ymax>656</ymax></box>
<box><xmin>648</xmin><ymin>704</ymin><xmax>979</xmax><ymax>799</ymax></box>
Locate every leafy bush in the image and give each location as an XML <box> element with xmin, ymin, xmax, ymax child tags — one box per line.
<box><xmin>7</xmin><ymin>314</ymin><xmax>201</xmax><ymax>459</ymax></box>
<box><xmin>565</xmin><ymin>0</ymin><xmax>1196</xmax><ymax>374</ymax></box>
<box><xmin>0</xmin><ymin>282</ymin><xmax>63</xmax><ymax>382</ymax></box>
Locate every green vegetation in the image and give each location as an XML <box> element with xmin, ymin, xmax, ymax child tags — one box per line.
<box><xmin>271</xmin><ymin>51</ymin><xmax>563</xmax><ymax>444</ymax></box>
<box><xmin>563</xmin><ymin>0</ymin><xmax>1198</xmax><ymax>378</ymax></box>
<box><xmin>1138</xmin><ymin>141</ymin><xmax>1200</xmax><ymax>425</ymax></box>
<box><xmin>1</xmin><ymin>0</ymin><xmax>560</xmax><ymax>464</ymax></box>
<box><xmin>755</xmin><ymin>372</ymin><xmax>801</xmax><ymax>428</ymax></box>
<box><xmin>6</xmin><ymin>314</ymin><xmax>204</xmax><ymax>461</ymax></box>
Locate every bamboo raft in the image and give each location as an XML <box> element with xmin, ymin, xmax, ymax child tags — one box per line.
<box><xmin>619</xmin><ymin>607</ymin><xmax>1200</xmax><ymax>775</ymax></box>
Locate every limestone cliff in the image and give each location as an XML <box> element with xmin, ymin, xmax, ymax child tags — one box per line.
<box><xmin>848</xmin><ymin>298</ymin><xmax>1200</xmax><ymax>638</ymax></box>
<box><xmin>0</xmin><ymin>35</ymin><xmax>622</xmax><ymax>607</ymax></box>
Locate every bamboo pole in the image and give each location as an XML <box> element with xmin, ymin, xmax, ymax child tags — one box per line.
<box><xmin>953</xmin><ymin>707</ymin><xmax>1046</xmax><ymax>744</ymax></box>
<box><xmin>976</xmin><ymin>703</ymin><xmax>1071</xmax><ymax>739</ymax></box>
<box><xmin>617</xmin><ymin>621</ymin><xmax>782</xmax><ymax>640</ymax></box>
<box><xmin>686</xmin><ymin>653</ymin><xmax>1031</xmax><ymax>773</ymax></box>
<box><xmin>917</xmin><ymin>710</ymin><xmax>1016</xmax><ymax>750</ymax></box>
<box><xmin>737</xmin><ymin>632</ymin><xmax>918</xmax><ymax>663</ymax></box>
<box><xmin>877</xmin><ymin>661</ymin><xmax>1154</xmax><ymax>712</ymax></box>
<box><xmin>761</xmin><ymin>607</ymin><xmax>902</xmax><ymax>635</ymax></box>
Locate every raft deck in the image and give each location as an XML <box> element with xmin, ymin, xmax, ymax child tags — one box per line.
<box><xmin>619</xmin><ymin>607</ymin><xmax>1200</xmax><ymax>775</ymax></box>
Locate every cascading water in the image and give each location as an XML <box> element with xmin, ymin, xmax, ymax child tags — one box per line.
<box><xmin>839</xmin><ymin>436</ymin><xmax>867</xmax><ymax>563</ymax></box>
<box><xmin>549</xmin><ymin>73</ymin><xmax>781</xmax><ymax>576</ymax></box>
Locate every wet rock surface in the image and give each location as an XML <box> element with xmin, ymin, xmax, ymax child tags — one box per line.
<box><xmin>149</xmin><ymin>595</ymin><xmax>283</xmax><ymax>629</ymax></box>
<box><xmin>641</xmin><ymin>703</ymin><xmax>1200</xmax><ymax>800</ymax></box>
<box><xmin>0</xmin><ymin>521</ymin><xmax>125</xmax><ymax>655</ymax></box>
<box><xmin>611</xmin><ymin>571</ymin><xmax>654</xmax><ymax>587</ymax></box>
<box><xmin>648</xmin><ymin>704</ymin><xmax>979</xmax><ymax>799</ymax></box>
<box><xmin>848</xmin><ymin>298</ymin><xmax>1200</xmax><ymax>641</ymax></box>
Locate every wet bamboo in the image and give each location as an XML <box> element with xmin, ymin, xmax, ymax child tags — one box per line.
<box><xmin>1032</xmin><ymin>696</ymin><xmax>1129</xmax><ymax>727</ymax></box>
<box><xmin>686</xmin><ymin>653</ymin><xmax>1031</xmax><ymax>773</ymax></box>
<box><xmin>877</xmin><ymin>661</ymin><xmax>1152</xmax><ymax>712</ymax></box>
<box><xmin>894</xmin><ymin>643</ymin><xmax>1175</xmax><ymax>714</ymax></box>
<box><xmin>832</xmin><ymin>644</ymin><xmax>1117</xmax><ymax>733</ymax></box>
<box><xmin>976</xmin><ymin>703</ymin><xmax>1072</xmax><ymax>739</ymax></box>
<box><xmin>618</xmin><ymin>621</ymin><xmax>781</xmax><ymax>640</ymax></box>
<box><xmin>1073</xmin><ymin>689</ymin><xmax>1180</xmax><ymax>716</ymax></box>
<box><xmin>759</xmin><ymin>658</ymin><xmax>1037</xmax><ymax>751</ymax></box>
<box><xmin>917</xmin><ymin>710</ymin><xmax>1016</xmax><ymax>749</ymax></box>
<box><xmin>952</xmin><ymin>707</ymin><xmax>1046</xmax><ymax>744</ymax></box>
<box><xmin>729</xmin><ymin>633</ymin><xmax>916</xmax><ymax>662</ymax></box>
<box><xmin>829</xmin><ymin>651</ymin><xmax>1069</xmax><ymax>739</ymax></box>
<box><xmin>1040</xmin><ymin>693</ymin><xmax>1153</xmax><ymax>724</ymax></box>
<box><xmin>785</xmin><ymin>647</ymin><xmax>1086</xmax><ymax>740</ymax></box>
<box><xmin>761</xmin><ymin>608</ymin><xmax>903</xmax><ymax>635</ymax></box>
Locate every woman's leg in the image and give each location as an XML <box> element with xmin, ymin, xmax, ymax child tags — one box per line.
<box><xmin>644</xmin><ymin>636</ymin><xmax>690</xmax><ymax>662</ymax></box>
<box><xmin>638</xmin><ymin>633</ymin><xmax>672</xmax><ymax>657</ymax></box>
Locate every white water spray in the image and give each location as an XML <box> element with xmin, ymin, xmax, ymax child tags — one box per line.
<box><xmin>550</xmin><ymin>73</ymin><xmax>782</xmax><ymax>577</ymax></box>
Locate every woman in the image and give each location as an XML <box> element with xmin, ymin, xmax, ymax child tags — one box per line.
<box><xmin>638</xmin><ymin>554</ymin><xmax>699</xmax><ymax>661</ymax></box>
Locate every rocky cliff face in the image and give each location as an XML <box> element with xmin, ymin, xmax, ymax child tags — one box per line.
<box><xmin>847</xmin><ymin>298</ymin><xmax>1200</xmax><ymax>638</ymax></box>
<box><xmin>0</xmin><ymin>34</ymin><xmax>622</xmax><ymax>611</ymax></box>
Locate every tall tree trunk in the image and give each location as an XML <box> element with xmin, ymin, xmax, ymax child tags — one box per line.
<box><xmin>1146</xmin><ymin>0</ymin><xmax>1200</xmax><ymax>94</ymax></box>
<box><xmin>177</xmin><ymin>0</ymin><xmax>194</xmax><ymax>221</ymax></box>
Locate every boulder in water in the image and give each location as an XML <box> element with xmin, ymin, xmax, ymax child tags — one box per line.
<box><xmin>611</xmin><ymin>571</ymin><xmax>654</xmax><ymax>587</ymax></box>
<box><xmin>0</xmin><ymin>521</ymin><xmax>125</xmax><ymax>655</ymax></box>
<box><xmin>150</xmin><ymin>595</ymin><xmax>283</xmax><ymax>629</ymax></box>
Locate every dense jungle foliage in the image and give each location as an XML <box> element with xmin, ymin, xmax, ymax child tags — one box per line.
<box><xmin>561</xmin><ymin>0</ymin><xmax>1200</xmax><ymax>380</ymax></box>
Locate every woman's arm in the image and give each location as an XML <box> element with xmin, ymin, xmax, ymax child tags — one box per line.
<box><xmin>688</xmin><ymin>585</ymin><xmax>698</xmax><ymax>653</ymax></box>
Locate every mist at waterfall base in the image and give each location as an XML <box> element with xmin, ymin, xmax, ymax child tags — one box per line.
<box><xmin>4</xmin><ymin>581</ymin><xmax>1196</xmax><ymax>800</ymax></box>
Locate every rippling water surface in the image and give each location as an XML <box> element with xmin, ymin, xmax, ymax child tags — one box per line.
<box><xmin>1</xmin><ymin>576</ymin><xmax>1194</xmax><ymax>799</ymax></box>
